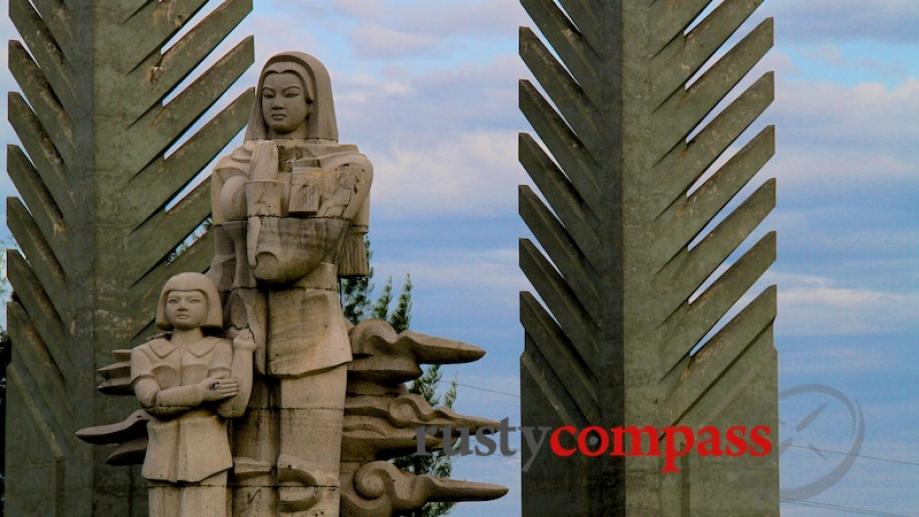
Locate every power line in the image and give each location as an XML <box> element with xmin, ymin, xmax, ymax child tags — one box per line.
<box><xmin>782</xmin><ymin>497</ymin><xmax>913</xmax><ymax>517</ymax></box>
<box><xmin>439</xmin><ymin>380</ymin><xmax>520</xmax><ymax>399</ymax></box>
<box><xmin>785</xmin><ymin>443</ymin><xmax>919</xmax><ymax>469</ymax></box>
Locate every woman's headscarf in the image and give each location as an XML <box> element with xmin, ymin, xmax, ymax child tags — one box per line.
<box><xmin>235</xmin><ymin>52</ymin><xmax>370</xmax><ymax>278</ymax></box>
<box><xmin>245</xmin><ymin>51</ymin><xmax>339</xmax><ymax>142</ymax></box>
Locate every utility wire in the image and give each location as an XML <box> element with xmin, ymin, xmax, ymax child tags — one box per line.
<box><xmin>446</xmin><ymin>381</ymin><xmax>520</xmax><ymax>399</ymax></box>
<box><xmin>781</xmin><ymin>497</ymin><xmax>914</xmax><ymax>517</ymax></box>
<box><xmin>785</xmin><ymin>443</ymin><xmax>919</xmax><ymax>468</ymax></box>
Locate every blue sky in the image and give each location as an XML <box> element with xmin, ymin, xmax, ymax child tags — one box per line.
<box><xmin>1</xmin><ymin>1</ymin><xmax>918</xmax><ymax>515</ymax></box>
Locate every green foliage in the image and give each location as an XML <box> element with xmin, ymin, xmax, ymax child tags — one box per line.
<box><xmin>341</xmin><ymin>238</ymin><xmax>373</xmax><ymax>325</ymax></box>
<box><xmin>340</xmin><ymin>240</ymin><xmax>457</xmax><ymax>516</ymax></box>
<box><xmin>389</xmin><ymin>274</ymin><xmax>413</xmax><ymax>333</ymax></box>
<box><xmin>371</xmin><ymin>277</ymin><xmax>394</xmax><ymax>321</ymax></box>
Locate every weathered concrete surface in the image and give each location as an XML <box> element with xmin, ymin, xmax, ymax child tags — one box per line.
<box><xmin>518</xmin><ymin>1</ymin><xmax>779</xmax><ymax>515</ymax></box>
<box><xmin>5</xmin><ymin>1</ymin><xmax>253</xmax><ymax>515</ymax></box>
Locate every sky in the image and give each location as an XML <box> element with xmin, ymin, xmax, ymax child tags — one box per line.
<box><xmin>2</xmin><ymin>1</ymin><xmax>918</xmax><ymax>516</ymax></box>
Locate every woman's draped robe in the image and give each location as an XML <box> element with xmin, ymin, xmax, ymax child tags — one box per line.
<box><xmin>207</xmin><ymin>138</ymin><xmax>372</xmax><ymax>515</ymax></box>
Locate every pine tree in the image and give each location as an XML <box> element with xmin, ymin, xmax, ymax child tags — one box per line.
<box><xmin>371</xmin><ymin>277</ymin><xmax>394</xmax><ymax>321</ymax></box>
<box><xmin>389</xmin><ymin>274</ymin><xmax>412</xmax><ymax>333</ymax></box>
<box><xmin>340</xmin><ymin>239</ymin><xmax>458</xmax><ymax>516</ymax></box>
<box><xmin>341</xmin><ymin>238</ymin><xmax>373</xmax><ymax>324</ymax></box>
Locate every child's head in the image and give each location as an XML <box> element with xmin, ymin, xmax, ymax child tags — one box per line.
<box><xmin>155</xmin><ymin>273</ymin><xmax>223</xmax><ymax>331</ymax></box>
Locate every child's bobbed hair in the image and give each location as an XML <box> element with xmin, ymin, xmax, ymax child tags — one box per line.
<box><xmin>155</xmin><ymin>272</ymin><xmax>223</xmax><ymax>331</ymax></box>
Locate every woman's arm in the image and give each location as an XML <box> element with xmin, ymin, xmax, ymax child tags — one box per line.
<box><xmin>217</xmin><ymin>330</ymin><xmax>257</xmax><ymax>418</ymax></box>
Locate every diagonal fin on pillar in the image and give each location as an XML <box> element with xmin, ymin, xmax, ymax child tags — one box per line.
<box><xmin>5</xmin><ymin>2</ymin><xmax>254</xmax><ymax>514</ymax></box>
<box><xmin>520</xmin><ymin>1</ymin><xmax>778</xmax><ymax>514</ymax></box>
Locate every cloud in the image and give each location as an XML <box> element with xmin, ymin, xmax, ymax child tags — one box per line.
<box><xmin>370</xmin><ymin>130</ymin><xmax>525</xmax><ymax>219</ymax></box>
<box><xmin>682</xmin><ymin>52</ymin><xmax>919</xmax><ymax>211</ymax></box>
<box><xmin>277</xmin><ymin>0</ymin><xmax>390</xmax><ymax>20</ymax></box>
<box><xmin>349</xmin><ymin>25</ymin><xmax>442</xmax><ymax>60</ymax></box>
<box><xmin>283</xmin><ymin>0</ymin><xmax>526</xmax><ymax>57</ymax></box>
<box><xmin>776</xmin><ymin>78</ymin><xmax>919</xmax><ymax>153</ymax></box>
<box><xmin>316</xmin><ymin>55</ymin><xmax>526</xmax><ymax>218</ymax></box>
<box><xmin>767</xmin><ymin>0</ymin><xmax>919</xmax><ymax>44</ymax></box>
<box><xmin>802</xmin><ymin>45</ymin><xmax>908</xmax><ymax>78</ymax></box>
<box><xmin>778</xmin><ymin>217</ymin><xmax>919</xmax><ymax>262</ymax></box>
<box><xmin>374</xmin><ymin>248</ymin><xmax>524</xmax><ymax>292</ymax></box>
<box><xmin>780</xmin><ymin>345</ymin><xmax>899</xmax><ymax>375</ymax></box>
<box><xmin>770</xmin><ymin>272</ymin><xmax>919</xmax><ymax>336</ymax></box>
<box><xmin>387</xmin><ymin>0</ymin><xmax>527</xmax><ymax>39</ymax></box>
<box><xmin>334</xmin><ymin>55</ymin><xmax>524</xmax><ymax>139</ymax></box>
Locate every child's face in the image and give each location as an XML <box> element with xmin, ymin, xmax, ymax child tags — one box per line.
<box><xmin>165</xmin><ymin>290</ymin><xmax>208</xmax><ymax>330</ymax></box>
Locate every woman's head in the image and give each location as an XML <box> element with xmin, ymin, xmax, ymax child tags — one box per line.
<box><xmin>261</xmin><ymin>70</ymin><xmax>312</xmax><ymax>138</ymax></box>
<box><xmin>155</xmin><ymin>273</ymin><xmax>223</xmax><ymax>331</ymax></box>
<box><xmin>246</xmin><ymin>52</ymin><xmax>339</xmax><ymax>142</ymax></box>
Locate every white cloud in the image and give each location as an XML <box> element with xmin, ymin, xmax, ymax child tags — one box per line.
<box><xmin>335</xmin><ymin>55</ymin><xmax>524</xmax><ymax>138</ymax></box>
<box><xmin>374</xmin><ymin>248</ymin><xmax>524</xmax><ymax>293</ymax></box>
<box><xmin>777</xmin><ymin>78</ymin><xmax>919</xmax><ymax>151</ymax></box>
<box><xmin>748</xmin><ymin>76</ymin><xmax>919</xmax><ymax>204</ymax></box>
<box><xmin>802</xmin><ymin>45</ymin><xmax>907</xmax><ymax>78</ymax></box>
<box><xmin>283</xmin><ymin>0</ymin><xmax>527</xmax><ymax>57</ymax></box>
<box><xmin>767</xmin><ymin>0</ymin><xmax>919</xmax><ymax>44</ymax></box>
<box><xmin>770</xmin><ymin>272</ymin><xmax>919</xmax><ymax>336</ymax></box>
<box><xmin>336</xmin><ymin>72</ymin><xmax>413</xmax><ymax>100</ymax></box>
<box><xmin>370</xmin><ymin>130</ymin><xmax>525</xmax><ymax>219</ymax></box>
<box><xmin>780</xmin><ymin>345</ymin><xmax>898</xmax><ymax>375</ymax></box>
<box><xmin>350</xmin><ymin>25</ymin><xmax>442</xmax><ymax>60</ymax></box>
<box><xmin>392</xmin><ymin>0</ymin><xmax>527</xmax><ymax>38</ymax></box>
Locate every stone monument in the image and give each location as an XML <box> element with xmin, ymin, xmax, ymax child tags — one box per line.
<box><xmin>78</xmin><ymin>51</ymin><xmax>507</xmax><ymax>517</ymax></box>
<box><xmin>4</xmin><ymin>1</ymin><xmax>255</xmax><ymax>514</ymax></box>
<box><xmin>518</xmin><ymin>1</ymin><xmax>779</xmax><ymax>515</ymax></box>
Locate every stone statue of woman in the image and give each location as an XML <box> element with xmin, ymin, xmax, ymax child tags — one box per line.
<box><xmin>130</xmin><ymin>272</ymin><xmax>256</xmax><ymax>517</ymax></box>
<box><xmin>207</xmin><ymin>52</ymin><xmax>373</xmax><ymax>516</ymax></box>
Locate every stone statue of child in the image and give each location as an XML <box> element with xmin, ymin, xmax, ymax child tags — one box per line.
<box><xmin>130</xmin><ymin>272</ymin><xmax>256</xmax><ymax>517</ymax></box>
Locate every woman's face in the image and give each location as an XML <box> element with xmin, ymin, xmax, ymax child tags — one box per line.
<box><xmin>261</xmin><ymin>71</ymin><xmax>311</xmax><ymax>138</ymax></box>
<box><xmin>165</xmin><ymin>290</ymin><xmax>208</xmax><ymax>331</ymax></box>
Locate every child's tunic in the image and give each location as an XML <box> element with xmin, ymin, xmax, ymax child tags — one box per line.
<box><xmin>130</xmin><ymin>336</ymin><xmax>234</xmax><ymax>483</ymax></box>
